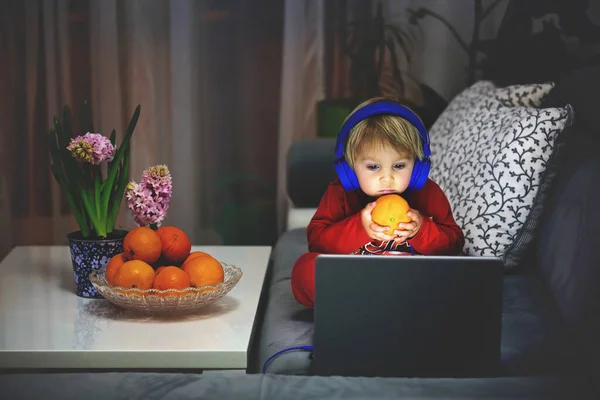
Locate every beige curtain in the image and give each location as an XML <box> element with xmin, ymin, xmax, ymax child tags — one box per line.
<box><xmin>1</xmin><ymin>0</ymin><xmax>284</xmax><ymax>253</ymax></box>
<box><xmin>0</xmin><ymin>0</ymin><xmax>75</xmax><ymax>252</ymax></box>
<box><xmin>277</xmin><ymin>0</ymin><xmax>325</xmax><ymax>234</ymax></box>
<box><xmin>0</xmin><ymin>0</ymin><xmax>210</xmax><ymax>248</ymax></box>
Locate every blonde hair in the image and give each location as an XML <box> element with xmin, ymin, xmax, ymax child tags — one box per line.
<box><xmin>343</xmin><ymin>97</ymin><xmax>425</xmax><ymax>168</ymax></box>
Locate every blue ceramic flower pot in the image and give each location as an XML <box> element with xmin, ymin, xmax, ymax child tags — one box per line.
<box><xmin>67</xmin><ymin>230</ymin><xmax>128</xmax><ymax>298</ymax></box>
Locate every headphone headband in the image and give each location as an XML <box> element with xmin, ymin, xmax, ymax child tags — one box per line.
<box><xmin>335</xmin><ymin>101</ymin><xmax>431</xmax><ymax>160</ymax></box>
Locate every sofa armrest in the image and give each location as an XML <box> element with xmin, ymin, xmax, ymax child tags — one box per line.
<box><xmin>287</xmin><ymin>139</ymin><xmax>336</xmax><ymax>208</ymax></box>
<box><xmin>286</xmin><ymin>208</ymin><xmax>317</xmax><ymax>231</ymax></box>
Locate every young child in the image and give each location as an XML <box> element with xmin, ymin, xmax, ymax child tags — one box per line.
<box><xmin>291</xmin><ymin>97</ymin><xmax>465</xmax><ymax>308</ymax></box>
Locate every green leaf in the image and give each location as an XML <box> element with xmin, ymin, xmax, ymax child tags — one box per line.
<box><xmin>48</xmin><ymin>130</ymin><xmax>63</xmax><ymax>173</ymax></box>
<box><xmin>107</xmin><ymin>129</ymin><xmax>117</xmax><ymax>174</ymax></box>
<box><xmin>106</xmin><ymin>144</ymin><xmax>130</xmax><ymax>234</ymax></box>
<box><xmin>53</xmin><ymin>116</ymin><xmax>68</xmax><ymax>156</ymax></box>
<box><xmin>101</xmin><ymin>105</ymin><xmax>140</xmax><ymax>213</ymax></box>
<box><xmin>80</xmin><ymin>184</ymin><xmax>105</xmax><ymax>237</ymax></box>
<box><xmin>94</xmin><ymin>165</ymin><xmax>102</xmax><ymax>220</ymax></box>
<box><xmin>51</xmin><ymin>164</ymin><xmax>90</xmax><ymax>237</ymax></box>
<box><xmin>109</xmin><ymin>129</ymin><xmax>116</xmax><ymax>146</ymax></box>
<box><xmin>49</xmin><ymin>130</ymin><xmax>80</xmax><ymax>208</ymax></box>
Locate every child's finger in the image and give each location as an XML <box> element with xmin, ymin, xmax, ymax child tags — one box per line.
<box><xmin>398</xmin><ymin>222</ymin><xmax>416</xmax><ymax>231</ymax></box>
<box><xmin>394</xmin><ymin>235</ymin><xmax>408</xmax><ymax>244</ymax></box>
<box><xmin>364</xmin><ymin>203</ymin><xmax>377</xmax><ymax>220</ymax></box>
<box><xmin>370</xmin><ymin>222</ymin><xmax>388</xmax><ymax>232</ymax></box>
<box><xmin>379</xmin><ymin>233</ymin><xmax>396</xmax><ymax>241</ymax></box>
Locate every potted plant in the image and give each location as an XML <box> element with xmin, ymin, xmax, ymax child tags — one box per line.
<box><xmin>48</xmin><ymin>101</ymin><xmax>140</xmax><ymax>298</ymax></box>
<box><xmin>317</xmin><ymin>2</ymin><xmax>447</xmax><ymax>137</ymax></box>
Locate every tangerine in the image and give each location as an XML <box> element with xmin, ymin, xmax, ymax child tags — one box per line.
<box><xmin>123</xmin><ymin>227</ymin><xmax>162</xmax><ymax>264</ymax></box>
<box><xmin>155</xmin><ymin>266</ymin><xmax>167</xmax><ymax>275</ymax></box>
<box><xmin>156</xmin><ymin>226</ymin><xmax>192</xmax><ymax>264</ymax></box>
<box><xmin>371</xmin><ymin>194</ymin><xmax>411</xmax><ymax>236</ymax></box>
<box><xmin>182</xmin><ymin>256</ymin><xmax>224</xmax><ymax>287</ymax></box>
<box><xmin>113</xmin><ymin>260</ymin><xmax>156</xmax><ymax>289</ymax></box>
<box><xmin>152</xmin><ymin>266</ymin><xmax>191</xmax><ymax>291</ymax></box>
<box><xmin>181</xmin><ymin>251</ymin><xmax>216</xmax><ymax>269</ymax></box>
<box><xmin>106</xmin><ymin>253</ymin><xmax>127</xmax><ymax>286</ymax></box>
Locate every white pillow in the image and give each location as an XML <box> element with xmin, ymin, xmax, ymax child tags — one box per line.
<box><xmin>495</xmin><ymin>82</ymin><xmax>555</xmax><ymax>107</ymax></box>
<box><xmin>428</xmin><ymin>81</ymin><xmax>573</xmax><ymax>269</ymax></box>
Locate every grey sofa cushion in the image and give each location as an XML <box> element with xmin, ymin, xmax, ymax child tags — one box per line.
<box><xmin>534</xmin><ymin>157</ymin><xmax>600</xmax><ymax>380</ymax></box>
<box><xmin>256</xmin><ymin>228</ymin><xmax>315</xmax><ymax>375</ymax></box>
<box><xmin>501</xmin><ymin>274</ymin><xmax>583</xmax><ymax>376</ymax></box>
<box><xmin>1</xmin><ymin>373</ymin><xmax>596</xmax><ymax>400</ymax></box>
<box><xmin>270</xmin><ymin>228</ymin><xmax>308</xmax><ymax>285</ymax></box>
<box><xmin>287</xmin><ymin>139</ymin><xmax>336</xmax><ymax>207</ymax></box>
<box><xmin>258</xmin><ymin>279</ymin><xmax>314</xmax><ymax>375</ymax></box>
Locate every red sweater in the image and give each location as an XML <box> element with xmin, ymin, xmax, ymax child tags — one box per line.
<box><xmin>307</xmin><ymin>178</ymin><xmax>464</xmax><ymax>255</ymax></box>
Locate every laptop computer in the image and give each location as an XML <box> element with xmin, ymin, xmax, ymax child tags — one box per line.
<box><xmin>312</xmin><ymin>254</ymin><xmax>504</xmax><ymax>378</ymax></box>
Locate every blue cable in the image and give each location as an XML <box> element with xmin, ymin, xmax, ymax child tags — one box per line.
<box><xmin>262</xmin><ymin>345</ymin><xmax>314</xmax><ymax>374</ymax></box>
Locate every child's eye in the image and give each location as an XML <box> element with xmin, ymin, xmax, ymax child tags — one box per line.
<box><xmin>394</xmin><ymin>164</ymin><xmax>405</xmax><ymax>170</ymax></box>
<box><xmin>366</xmin><ymin>165</ymin><xmax>379</xmax><ymax>171</ymax></box>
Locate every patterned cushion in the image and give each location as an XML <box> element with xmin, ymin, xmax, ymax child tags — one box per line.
<box><xmin>428</xmin><ymin>81</ymin><xmax>573</xmax><ymax>269</ymax></box>
<box><xmin>495</xmin><ymin>82</ymin><xmax>555</xmax><ymax>108</ymax></box>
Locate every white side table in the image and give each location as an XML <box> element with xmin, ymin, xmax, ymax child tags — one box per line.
<box><xmin>0</xmin><ymin>245</ymin><xmax>271</xmax><ymax>371</ymax></box>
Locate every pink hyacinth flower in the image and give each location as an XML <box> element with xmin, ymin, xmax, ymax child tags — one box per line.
<box><xmin>67</xmin><ymin>132</ymin><xmax>115</xmax><ymax>165</ymax></box>
<box><xmin>125</xmin><ymin>165</ymin><xmax>172</xmax><ymax>227</ymax></box>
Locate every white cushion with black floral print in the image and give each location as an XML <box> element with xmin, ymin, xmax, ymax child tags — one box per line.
<box><xmin>428</xmin><ymin>80</ymin><xmax>573</xmax><ymax>269</ymax></box>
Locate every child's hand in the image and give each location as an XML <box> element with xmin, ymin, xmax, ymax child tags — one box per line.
<box><xmin>393</xmin><ymin>209</ymin><xmax>422</xmax><ymax>244</ymax></box>
<box><xmin>361</xmin><ymin>202</ymin><xmax>397</xmax><ymax>241</ymax></box>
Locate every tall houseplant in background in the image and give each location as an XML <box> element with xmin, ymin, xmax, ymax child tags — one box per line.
<box><xmin>318</xmin><ymin>1</ymin><xmax>447</xmax><ymax>138</ymax></box>
<box><xmin>48</xmin><ymin>101</ymin><xmax>141</xmax><ymax>298</ymax></box>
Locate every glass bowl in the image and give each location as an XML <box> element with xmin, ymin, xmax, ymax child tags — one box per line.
<box><xmin>89</xmin><ymin>262</ymin><xmax>242</xmax><ymax>315</ymax></box>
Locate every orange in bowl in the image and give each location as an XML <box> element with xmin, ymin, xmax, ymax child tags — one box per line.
<box><xmin>182</xmin><ymin>255</ymin><xmax>224</xmax><ymax>288</ymax></box>
<box><xmin>105</xmin><ymin>253</ymin><xmax>127</xmax><ymax>286</ymax></box>
<box><xmin>152</xmin><ymin>266</ymin><xmax>191</xmax><ymax>291</ymax></box>
<box><xmin>113</xmin><ymin>259</ymin><xmax>155</xmax><ymax>290</ymax></box>
<box><xmin>156</xmin><ymin>226</ymin><xmax>192</xmax><ymax>264</ymax></box>
<box><xmin>123</xmin><ymin>227</ymin><xmax>162</xmax><ymax>264</ymax></box>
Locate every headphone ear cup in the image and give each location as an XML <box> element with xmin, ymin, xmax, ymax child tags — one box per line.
<box><xmin>335</xmin><ymin>159</ymin><xmax>360</xmax><ymax>191</ymax></box>
<box><xmin>409</xmin><ymin>159</ymin><xmax>431</xmax><ymax>191</ymax></box>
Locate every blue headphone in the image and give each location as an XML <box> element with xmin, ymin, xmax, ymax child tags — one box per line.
<box><xmin>334</xmin><ymin>101</ymin><xmax>431</xmax><ymax>192</ymax></box>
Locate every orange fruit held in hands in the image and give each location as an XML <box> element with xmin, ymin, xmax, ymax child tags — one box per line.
<box><xmin>182</xmin><ymin>256</ymin><xmax>224</xmax><ymax>288</ymax></box>
<box><xmin>156</xmin><ymin>226</ymin><xmax>192</xmax><ymax>264</ymax></box>
<box><xmin>152</xmin><ymin>266</ymin><xmax>191</xmax><ymax>290</ymax></box>
<box><xmin>123</xmin><ymin>227</ymin><xmax>162</xmax><ymax>264</ymax></box>
<box><xmin>113</xmin><ymin>260</ymin><xmax>156</xmax><ymax>289</ymax></box>
<box><xmin>106</xmin><ymin>253</ymin><xmax>128</xmax><ymax>286</ymax></box>
<box><xmin>371</xmin><ymin>194</ymin><xmax>411</xmax><ymax>236</ymax></box>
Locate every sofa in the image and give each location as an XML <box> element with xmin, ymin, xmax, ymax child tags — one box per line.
<box><xmin>250</xmin><ymin>65</ymin><xmax>600</xmax><ymax>396</ymax></box>
<box><xmin>3</xmin><ymin>67</ymin><xmax>600</xmax><ymax>399</ymax></box>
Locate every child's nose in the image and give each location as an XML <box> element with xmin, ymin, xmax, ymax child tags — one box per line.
<box><xmin>380</xmin><ymin>170</ymin><xmax>394</xmax><ymax>182</ymax></box>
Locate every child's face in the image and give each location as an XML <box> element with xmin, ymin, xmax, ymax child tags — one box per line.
<box><xmin>353</xmin><ymin>144</ymin><xmax>415</xmax><ymax>197</ymax></box>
